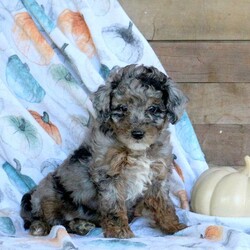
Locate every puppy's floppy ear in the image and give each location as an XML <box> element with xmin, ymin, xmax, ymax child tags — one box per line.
<box><xmin>162</xmin><ymin>77</ymin><xmax>188</xmax><ymax>124</ymax></box>
<box><xmin>91</xmin><ymin>66</ymin><xmax>121</xmax><ymax>123</ymax></box>
<box><xmin>91</xmin><ymin>84</ymin><xmax>112</xmax><ymax>123</ymax></box>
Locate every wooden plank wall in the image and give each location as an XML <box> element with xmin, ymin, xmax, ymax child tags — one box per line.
<box><xmin>120</xmin><ymin>0</ymin><xmax>250</xmax><ymax>166</ymax></box>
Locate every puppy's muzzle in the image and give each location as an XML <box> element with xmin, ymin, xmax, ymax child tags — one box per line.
<box><xmin>131</xmin><ymin>130</ymin><xmax>145</xmax><ymax>140</ymax></box>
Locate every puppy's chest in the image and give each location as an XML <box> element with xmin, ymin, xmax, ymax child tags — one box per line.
<box><xmin>97</xmin><ymin>146</ymin><xmax>168</xmax><ymax>201</ymax></box>
<box><xmin>121</xmin><ymin>154</ymin><xmax>163</xmax><ymax>201</ymax></box>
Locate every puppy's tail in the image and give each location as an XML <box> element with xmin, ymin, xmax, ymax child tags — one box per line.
<box><xmin>20</xmin><ymin>191</ymin><xmax>34</xmax><ymax>229</ymax></box>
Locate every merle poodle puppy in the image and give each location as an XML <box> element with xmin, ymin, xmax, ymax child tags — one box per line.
<box><xmin>20</xmin><ymin>64</ymin><xmax>188</xmax><ymax>238</ymax></box>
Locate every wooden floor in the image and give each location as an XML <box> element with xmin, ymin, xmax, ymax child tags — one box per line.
<box><xmin>120</xmin><ymin>0</ymin><xmax>250</xmax><ymax>166</ymax></box>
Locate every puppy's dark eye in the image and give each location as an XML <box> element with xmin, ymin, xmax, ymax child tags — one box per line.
<box><xmin>147</xmin><ymin>105</ymin><xmax>160</xmax><ymax>114</ymax></box>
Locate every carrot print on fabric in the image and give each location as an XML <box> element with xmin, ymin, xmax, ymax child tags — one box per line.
<box><xmin>12</xmin><ymin>12</ymin><xmax>54</xmax><ymax>65</ymax></box>
<box><xmin>57</xmin><ymin>9</ymin><xmax>96</xmax><ymax>58</ymax></box>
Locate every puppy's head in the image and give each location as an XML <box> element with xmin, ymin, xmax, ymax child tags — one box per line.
<box><xmin>92</xmin><ymin>64</ymin><xmax>188</xmax><ymax>150</ymax></box>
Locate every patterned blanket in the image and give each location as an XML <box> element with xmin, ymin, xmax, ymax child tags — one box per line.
<box><xmin>0</xmin><ymin>0</ymin><xmax>249</xmax><ymax>249</ymax></box>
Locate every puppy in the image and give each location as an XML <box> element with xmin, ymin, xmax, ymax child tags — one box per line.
<box><xmin>20</xmin><ymin>64</ymin><xmax>188</xmax><ymax>238</ymax></box>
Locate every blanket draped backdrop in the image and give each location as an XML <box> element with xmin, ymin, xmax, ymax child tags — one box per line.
<box><xmin>0</xmin><ymin>0</ymin><xmax>249</xmax><ymax>249</ymax></box>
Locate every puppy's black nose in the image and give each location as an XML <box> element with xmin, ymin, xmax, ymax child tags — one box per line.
<box><xmin>131</xmin><ymin>130</ymin><xmax>145</xmax><ymax>140</ymax></box>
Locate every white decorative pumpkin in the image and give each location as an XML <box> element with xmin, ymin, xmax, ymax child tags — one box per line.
<box><xmin>191</xmin><ymin>156</ymin><xmax>250</xmax><ymax>217</ymax></box>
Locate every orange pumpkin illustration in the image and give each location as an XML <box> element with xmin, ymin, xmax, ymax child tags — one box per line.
<box><xmin>12</xmin><ymin>12</ymin><xmax>54</xmax><ymax>65</ymax></box>
<box><xmin>57</xmin><ymin>9</ymin><xmax>96</xmax><ymax>58</ymax></box>
<box><xmin>204</xmin><ymin>225</ymin><xmax>223</xmax><ymax>241</ymax></box>
<box><xmin>29</xmin><ymin>110</ymin><xmax>62</xmax><ymax>145</ymax></box>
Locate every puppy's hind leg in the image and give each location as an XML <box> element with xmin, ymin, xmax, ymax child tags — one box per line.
<box><xmin>20</xmin><ymin>192</ymin><xmax>50</xmax><ymax>236</ymax></box>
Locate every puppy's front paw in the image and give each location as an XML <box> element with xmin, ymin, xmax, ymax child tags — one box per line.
<box><xmin>101</xmin><ymin>212</ymin><xmax>134</xmax><ymax>238</ymax></box>
<box><xmin>163</xmin><ymin>223</ymin><xmax>187</xmax><ymax>235</ymax></box>
<box><xmin>104</xmin><ymin>226</ymin><xmax>135</xmax><ymax>239</ymax></box>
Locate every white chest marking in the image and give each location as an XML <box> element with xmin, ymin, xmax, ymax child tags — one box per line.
<box><xmin>124</xmin><ymin>155</ymin><xmax>153</xmax><ymax>201</ymax></box>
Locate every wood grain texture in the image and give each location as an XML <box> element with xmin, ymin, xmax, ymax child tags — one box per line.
<box><xmin>151</xmin><ymin>42</ymin><xmax>250</xmax><ymax>165</ymax></box>
<box><xmin>120</xmin><ymin>0</ymin><xmax>250</xmax><ymax>41</ymax></box>
<box><xmin>194</xmin><ymin>124</ymin><xmax>250</xmax><ymax>166</ymax></box>
<box><xmin>181</xmin><ymin>83</ymin><xmax>250</xmax><ymax>125</ymax></box>
<box><xmin>120</xmin><ymin>0</ymin><xmax>250</xmax><ymax>166</ymax></box>
<box><xmin>150</xmin><ymin>42</ymin><xmax>250</xmax><ymax>83</ymax></box>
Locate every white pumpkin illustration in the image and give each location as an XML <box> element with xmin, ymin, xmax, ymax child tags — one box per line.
<box><xmin>102</xmin><ymin>22</ymin><xmax>144</xmax><ymax>63</ymax></box>
<box><xmin>69</xmin><ymin>114</ymin><xmax>90</xmax><ymax>144</ymax></box>
<box><xmin>0</xmin><ymin>115</ymin><xmax>43</xmax><ymax>158</ymax></box>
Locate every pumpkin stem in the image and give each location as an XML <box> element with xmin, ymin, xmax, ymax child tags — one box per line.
<box><xmin>240</xmin><ymin>155</ymin><xmax>250</xmax><ymax>176</ymax></box>
<box><xmin>42</xmin><ymin>111</ymin><xmax>50</xmax><ymax>124</ymax></box>
<box><xmin>13</xmin><ymin>158</ymin><xmax>22</xmax><ymax>172</ymax></box>
<box><xmin>120</xmin><ymin>22</ymin><xmax>134</xmax><ymax>44</ymax></box>
<box><xmin>19</xmin><ymin>118</ymin><xmax>26</xmax><ymax>131</ymax></box>
<box><xmin>65</xmin><ymin>72</ymin><xmax>72</xmax><ymax>82</ymax></box>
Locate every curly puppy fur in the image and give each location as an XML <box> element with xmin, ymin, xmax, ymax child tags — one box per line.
<box><xmin>20</xmin><ymin>64</ymin><xmax>188</xmax><ymax>238</ymax></box>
